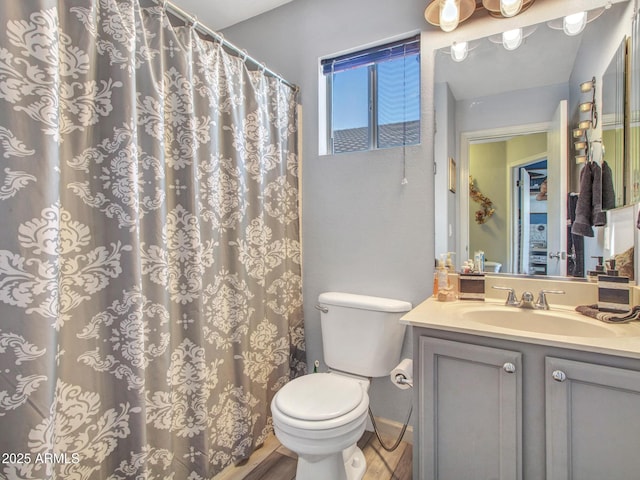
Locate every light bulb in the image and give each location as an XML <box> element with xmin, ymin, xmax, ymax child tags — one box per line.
<box><xmin>440</xmin><ymin>0</ymin><xmax>460</xmax><ymax>32</ymax></box>
<box><xmin>580</xmin><ymin>79</ymin><xmax>595</xmax><ymax>92</ymax></box>
<box><xmin>500</xmin><ymin>0</ymin><xmax>522</xmax><ymax>17</ymax></box>
<box><xmin>579</xmin><ymin>102</ymin><xmax>593</xmax><ymax>113</ymax></box>
<box><xmin>563</xmin><ymin>12</ymin><xmax>587</xmax><ymax>36</ymax></box>
<box><xmin>502</xmin><ymin>28</ymin><xmax>522</xmax><ymax>51</ymax></box>
<box><xmin>451</xmin><ymin>41</ymin><xmax>468</xmax><ymax>62</ymax></box>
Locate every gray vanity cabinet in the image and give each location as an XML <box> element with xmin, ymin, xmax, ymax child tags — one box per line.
<box><xmin>545</xmin><ymin>357</ymin><xmax>640</xmax><ymax>480</ymax></box>
<box><xmin>418</xmin><ymin>336</ymin><xmax>522</xmax><ymax>480</ymax></box>
<box><xmin>415</xmin><ymin>329</ymin><xmax>640</xmax><ymax>480</ymax></box>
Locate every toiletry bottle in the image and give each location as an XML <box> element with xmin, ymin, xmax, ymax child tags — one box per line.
<box><xmin>445</xmin><ymin>252</ymin><xmax>455</xmax><ymax>272</ymax></box>
<box><xmin>437</xmin><ymin>254</ymin><xmax>449</xmax><ymax>292</ymax></box>
<box><xmin>474</xmin><ymin>251</ymin><xmax>485</xmax><ymax>273</ymax></box>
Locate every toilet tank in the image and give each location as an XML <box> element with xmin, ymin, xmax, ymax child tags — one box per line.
<box><xmin>317</xmin><ymin>292</ymin><xmax>412</xmax><ymax>378</ymax></box>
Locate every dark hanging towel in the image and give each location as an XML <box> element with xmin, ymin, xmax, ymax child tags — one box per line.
<box><xmin>568</xmin><ymin>193</ymin><xmax>584</xmax><ymax>277</ymax></box>
<box><xmin>591</xmin><ymin>162</ymin><xmax>606</xmax><ymax>227</ymax></box>
<box><xmin>571</xmin><ymin>163</ymin><xmax>595</xmax><ymax>237</ymax></box>
<box><xmin>601</xmin><ymin>160</ymin><xmax>616</xmax><ymax>210</ymax></box>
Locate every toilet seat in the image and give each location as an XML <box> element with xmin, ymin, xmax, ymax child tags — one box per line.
<box><xmin>272</xmin><ymin>373</ymin><xmax>369</xmax><ymax>431</ymax></box>
<box><xmin>275</xmin><ymin>373</ymin><xmax>364</xmax><ymax>421</ymax></box>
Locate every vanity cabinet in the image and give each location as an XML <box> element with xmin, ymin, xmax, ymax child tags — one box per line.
<box><xmin>419</xmin><ymin>337</ymin><xmax>522</xmax><ymax>480</ymax></box>
<box><xmin>545</xmin><ymin>357</ymin><xmax>640</xmax><ymax>480</ymax></box>
<box><xmin>415</xmin><ymin>330</ymin><xmax>640</xmax><ymax>480</ymax></box>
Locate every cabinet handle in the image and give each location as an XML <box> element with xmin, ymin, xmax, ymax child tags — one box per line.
<box><xmin>503</xmin><ymin>362</ymin><xmax>516</xmax><ymax>374</ymax></box>
<box><xmin>552</xmin><ymin>370</ymin><xmax>567</xmax><ymax>382</ymax></box>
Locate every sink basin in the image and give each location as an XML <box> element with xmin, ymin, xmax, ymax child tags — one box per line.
<box><xmin>460</xmin><ymin>307</ymin><xmax>622</xmax><ymax>338</ymax></box>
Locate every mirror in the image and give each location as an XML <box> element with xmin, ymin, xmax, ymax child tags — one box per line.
<box><xmin>630</xmin><ymin>9</ymin><xmax>640</xmax><ymax>204</ymax></box>
<box><xmin>432</xmin><ymin>0</ymin><xmax>635</xmax><ymax>277</ymax></box>
<box><xmin>601</xmin><ymin>37</ymin><xmax>627</xmax><ymax>209</ymax></box>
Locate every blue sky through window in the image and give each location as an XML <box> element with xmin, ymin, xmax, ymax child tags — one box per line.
<box><xmin>378</xmin><ymin>55</ymin><xmax>420</xmax><ymax>126</ymax></box>
<box><xmin>331</xmin><ymin>54</ymin><xmax>419</xmax><ymax>132</ymax></box>
<box><xmin>332</xmin><ymin>67</ymin><xmax>369</xmax><ymax>130</ymax></box>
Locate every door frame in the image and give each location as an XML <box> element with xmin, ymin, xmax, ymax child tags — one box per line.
<box><xmin>459</xmin><ymin>121</ymin><xmax>550</xmax><ymax>269</ymax></box>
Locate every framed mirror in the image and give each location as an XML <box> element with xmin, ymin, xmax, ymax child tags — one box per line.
<box><xmin>432</xmin><ymin>0</ymin><xmax>636</xmax><ymax>279</ymax></box>
<box><xmin>630</xmin><ymin>7</ymin><xmax>640</xmax><ymax>204</ymax></box>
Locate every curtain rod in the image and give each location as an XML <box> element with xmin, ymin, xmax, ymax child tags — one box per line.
<box><xmin>158</xmin><ymin>0</ymin><xmax>298</xmax><ymax>91</ymax></box>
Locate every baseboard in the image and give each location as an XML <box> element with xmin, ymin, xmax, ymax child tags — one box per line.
<box><xmin>367</xmin><ymin>415</ymin><xmax>413</xmax><ymax>445</ymax></box>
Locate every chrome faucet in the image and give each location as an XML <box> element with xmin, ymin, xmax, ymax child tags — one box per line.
<box><xmin>534</xmin><ymin>289</ymin><xmax>566</xmax><ymax>310</ymax></box>
<box><xmin>493</xmin><ymin>286</ymin><xmax>565</xmax><ymax>310</ymax></box>
<box><xmin>492</xmin><ymin>286</ymin><xmax>519</xmax><ymax>306</ymax></box>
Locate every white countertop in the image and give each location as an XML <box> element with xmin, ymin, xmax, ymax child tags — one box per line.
<box><xmin>401</xmin><ymin>297</ymin><xmax>640</xmax><ymax>359</ymax></box>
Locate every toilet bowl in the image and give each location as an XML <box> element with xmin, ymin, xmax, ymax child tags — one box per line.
<box><xmin>271</xmin><ymin>372</ymin><xmax>370</xmax><ymax>480</ymax></box>
<box><xmin>271</xmin><ymin>292</ymin><xmax>412</xmax><ymax>480</ymax></box>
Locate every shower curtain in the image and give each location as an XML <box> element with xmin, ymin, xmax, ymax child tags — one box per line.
<box><xmin>0</xmin><ymin>1</ymin><xmax>305</xmax><ymax>478</ymax></box>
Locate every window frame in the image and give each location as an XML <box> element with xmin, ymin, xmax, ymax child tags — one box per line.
<box><xmin>321</xmin><ymin>34</ymin><xmax>420</xmax><ymax>155</ymax></box>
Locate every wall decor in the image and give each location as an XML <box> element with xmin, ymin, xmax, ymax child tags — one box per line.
<box><xmin>469</xmin><ymin>175</ymin><xmax>495</xmax><ymax>224</ymax></box>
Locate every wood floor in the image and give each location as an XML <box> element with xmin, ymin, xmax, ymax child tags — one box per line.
<box><xmin>215</xmin><ymin>430</ymin><xmax>412</xmax><ymax>480</ymax></box>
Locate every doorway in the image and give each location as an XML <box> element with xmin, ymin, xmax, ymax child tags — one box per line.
<box><xmin>512</xmin><ymin>159</ymin><xmax>548</xmax><ymax>274</ymax></box>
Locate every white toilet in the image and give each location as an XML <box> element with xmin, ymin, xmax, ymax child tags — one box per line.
<box><xmin>271</xmin><ymin>292</ymin><xmax>412</xmax><ymax>480</ymax></box>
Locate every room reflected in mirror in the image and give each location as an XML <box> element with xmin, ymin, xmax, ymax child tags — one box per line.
<box><xmin>433</xmin><ymin>0</ymin><xmax>637</xmax><ymax>279</ymax></box>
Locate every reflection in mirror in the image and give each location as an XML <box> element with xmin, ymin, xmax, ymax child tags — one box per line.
<box><xmin>469</xmin><ymin>133</ymin><xmax>549</xmax><ymax>275</ymax></box>
<box><xmin>601</xmin><ymin>38</ymin><xmax>627</xmax><ymax>209</ymax></box>
<box><xmin>631</xmin><ymin>9</ymin><xmax>640</xmax><ymax>204</ymax></box>
<box><xmin>433</xmin><ymin>1</ymin><xmax>634</xmax><ymax>278</ymax></box>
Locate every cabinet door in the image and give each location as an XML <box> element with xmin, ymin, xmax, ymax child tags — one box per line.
<box><xmin>419</xmin><ymin>337</ymin><xmax>522</xmax><ymax>480</ymax></box>
<box><xmin>546</xmin><ymin>357</ymin><xmax>640</xmax><ymax>480</ymax></box>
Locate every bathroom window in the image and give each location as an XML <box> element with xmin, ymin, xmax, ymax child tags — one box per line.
<box><xmin>321</xmin><ymin>35</ymin><xmax>420</xmax><ymax>154</ymax></box>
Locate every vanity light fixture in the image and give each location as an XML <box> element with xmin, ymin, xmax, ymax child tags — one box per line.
<box><xmin>499</xmin><ymin>0</ymin><xmax>523</xmax><ymax>17</ymax></box>
<box><xmin>488</xmin><ymin>25</ymin><xmax>535</xmax><ymax>51</ymax></box>
<box><xmin>440</xmin><ymin>0</ymin><xmax>461</xmax><ymax>32</ymax></box>
<box><xmin>502</xmin><ymin>28</ymin><xmax>523</xmax><ymax>50</ymax></box>
<box><xmin>425</xmin><ymin>0</ymin><xmax>531</xmax><ymax>32</ymax></box>
<box><xmin>547</xmin><ymin>8</ymin><xmax>607</xmax><ymax>36</ymax></box>
<box><xmin>482</xmin><ymin>0</ymin><xmax>534</xmax><ymax>19</ymax></box>
<box><xmin>451</xmin><ymin>41</ymin><xmax>469</xmax><ymax>62</ymax></box>
<box><xmin>424</xmin><ymin>0</ymin><xmax>475</xmax><ymax>32</ymax></box>
<box><xmin>563</xmin><ymin>11</ymin><xmax>588</xmax><ymax>36</ymax></box>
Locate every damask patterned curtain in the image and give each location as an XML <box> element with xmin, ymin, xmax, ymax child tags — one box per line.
<box><xmin>0</xmin><ymin>1</ymin><xmax>305</xmax><ymax>478</ymax></box>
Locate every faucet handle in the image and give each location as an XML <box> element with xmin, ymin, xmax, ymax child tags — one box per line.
<box><xmin>535</xmin><ymin>289</ymin><xmax>565</xmax><ymax>310</ymax></box>
<box><xmin>492</xmin><ymin>286</ymin><xmax>518</xmax><ymax>306</ymax></box>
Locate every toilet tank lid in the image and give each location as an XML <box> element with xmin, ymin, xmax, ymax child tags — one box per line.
<box><xmin>318</xmin><ymin>292</ymin><xmax>412</xmax><ymax>313</ymax></box>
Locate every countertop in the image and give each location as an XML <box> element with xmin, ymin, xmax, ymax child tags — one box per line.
<box><xmin>401</xmin><ymin>297</ymin><xmax>640</xmax><ymax>359</ymax></box>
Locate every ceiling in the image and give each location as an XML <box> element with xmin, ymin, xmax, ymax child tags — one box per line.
<box><xmin>435</xmin><ymin>2</ymin><xmax>626</xmax><ymax>101</ymax></box>
<box><xmin>170</xmin><ymin>0</ymin><xmax>297</xmax><ymax>31</ymax></box>
<box><xmin>169</xmin><ymin>0</ymin><xmax>625</xmax><ymax>102</ymax></box>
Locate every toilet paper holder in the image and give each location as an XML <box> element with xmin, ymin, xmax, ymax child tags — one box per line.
<box><xmin>391</xmin><ymin>358</ymin><xmax>413</xmax><ymax>389</ymax></box>
<box><xmin>394</xmin><ymin>374</ymin><xmax>413</xmax><ymax>388</ymax></box>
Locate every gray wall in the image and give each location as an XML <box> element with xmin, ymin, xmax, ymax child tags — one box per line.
<box><xmin>223</xmin><ymin>0</ymin><xmax>435</xmax><ymax>422</ymax></box>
